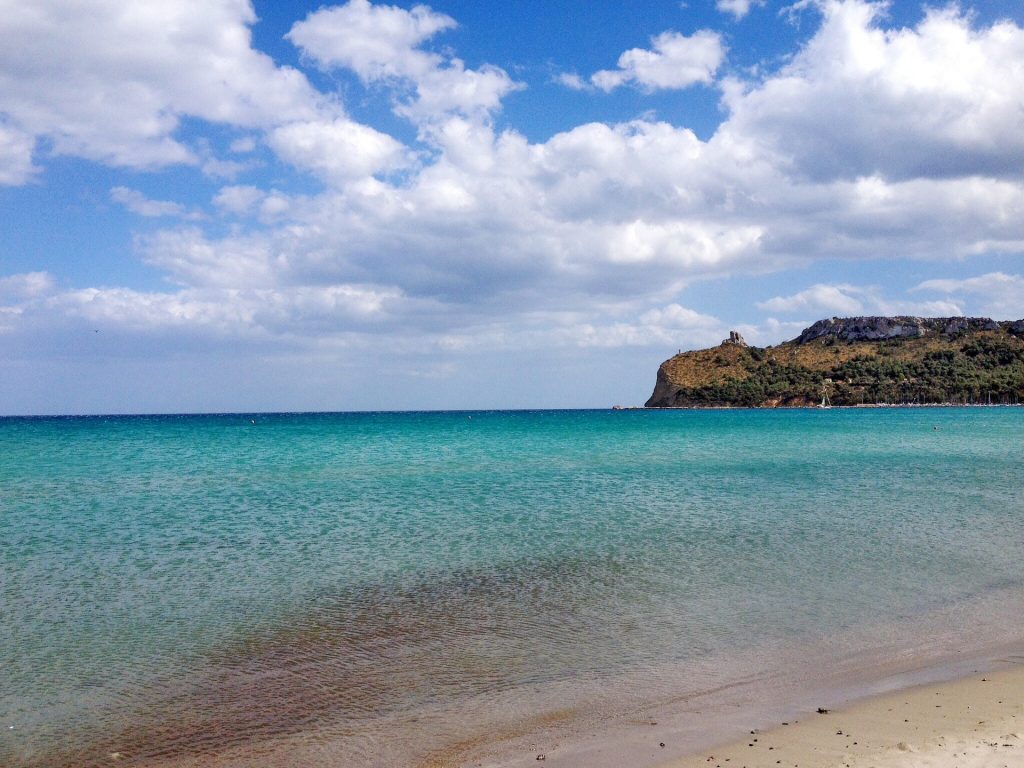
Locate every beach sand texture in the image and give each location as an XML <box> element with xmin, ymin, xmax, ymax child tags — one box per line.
<box><xmin>660</xmin><ymin>666</ymin><xmax>1024</xmax><ymax>768</ymax></box>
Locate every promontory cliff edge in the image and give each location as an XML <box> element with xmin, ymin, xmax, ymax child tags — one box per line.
<box><xmin>646</xmin><ymin>316</ymin><xmax>1024</xmax><ymax>408</ymax></box>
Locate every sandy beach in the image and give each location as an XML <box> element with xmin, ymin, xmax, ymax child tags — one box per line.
<box><xmin>659</xmin><ymin>665</ymin><xmax>1024</xmax><ymax>768</ymax></box>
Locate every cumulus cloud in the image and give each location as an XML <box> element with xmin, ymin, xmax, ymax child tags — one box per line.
<box><xmin>591</xmin><ymin>30</ymin><xmax>726</xmax><ymax>92</ymax></box>
<box><xmin>268</xmin><ymin>118</ymin><xmax>410</xmax><ymax>184</ymax></box>
<box><xmin>0</xmin><ymin>0</ymin><xmax>325</xmax><ymax>173</ymax></box>
<box><xmin>6</xmin><ymin>278</ymin><xmax>725</xmax><ymax>360</ymax></box>
<box><xmin>213</xmin><ymin>185</ymin><xmax>265</xmax><ymax>216</ymax></box>
<box><xmin>139</xmin><ymin>229</ymin><xmax>283</xmax><ymax>290</ymax></box>
<box><xmin>111</xmin><ymin>187</ymin><xmax>201</xmax><ymax>219</ymax></box>
<box><xmin>4</xmin><ymin>0</ymin><xmax>1024</xmax><ymax>381</ymax></box>
<box><xmin>0</xmin><ymin>272</ymin><xmax>55</xmax><ymax>301</ymax></box>
<box><xmin>146</xmin><ymin>118</ymin><xmax>772</xmax><ymax>319</ymax></box>
<box><xmin>287</xmin><ymin>0</ymin><xmax>522</xmax><ymax>124</ymax></box>
<box><xmin>229</xmin><ymin>137</ymin><xmax>257</xmax><ymax>154</ymax></box>
<box><xmin>758</xmin><ymin>283</ymin><xmax>867</xmax><ymax>314</ymax></box>
<box><xmin>0</xmin><ymin>120</ymin><xmax>37</xmax><ymax>185</ymax></box>
<box><xmin>716</xmin><ymin>0</ymin><xmax>764</xmax><ymax>20</ymax></box>
<box><xmin>3</xmin><ymin>282</ymin><xmax>415</xmax><ymax>343</ymax></box>
<box><xmin>758</xmin><ymin>282</ymin><xmax>964</xmax><ymax>317</ymax></box>
<box><xmin>288</xmin><ymin>0</ymin><xmax>457</xmax><ymax>77</ymax></box>
<box><xmin>720</xmin><ymin>0</ymin><xmax>1024</xmax><ymax>181</ymax></box>
<box><xmin>735</xmin><ymin>317</ymin><xmax>817</xmax><ymax>346</ymax></box>
<box><xmin>913</xmin><ymin>272</ymin><xmax>1024</xmax><ymax>318</ymax></box>
<box><xmin>555</xmin><ymin>72</ymin><xmax>588</xmax><ymax>91</ymax></box>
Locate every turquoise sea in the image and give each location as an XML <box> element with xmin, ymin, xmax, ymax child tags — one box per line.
<box><xmin>2</xmin><ymin>409</ymin><xmax>1023</xmax><ymax>767</ymax></box>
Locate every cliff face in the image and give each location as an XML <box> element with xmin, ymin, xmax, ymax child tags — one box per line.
<box><xmin>645</xmin><ymin>317</ymin><xmax>1024</xmax><ymax>408</ymax></box>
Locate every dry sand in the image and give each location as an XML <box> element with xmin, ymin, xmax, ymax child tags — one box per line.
<box><xmin>660</xmin><ymin>666</ymin><xmax>1024</xmax><ymax>768</ymax></box>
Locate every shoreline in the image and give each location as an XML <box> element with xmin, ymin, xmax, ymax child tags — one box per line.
<box><xmin>467</xmin><ymin>637</ymin><xmax>1024</xmax><ymax>768</ymax></box>
<box><xmin>660</xmin><ymin>663</ymin><xmax>1024</xmax><ymax>768</ymax></box>
<box><xmin>26</xmin><ymin>606</ymin><xmax>1024</xmax><ymax>768</ymax></box>
<box><xmin>59</xmin><ymin>633</ymin><xmax>1024</xmax><ymax>768</ymax></box>
<box><xmin>20</xmin><ymin>579</ymin><xmax>1024</xmax><ymax>768</ymax></box>
<box><xmin>635</xmin><ymin>403</ymin><xmax>1024</xmax><ymax>410</ymax></box>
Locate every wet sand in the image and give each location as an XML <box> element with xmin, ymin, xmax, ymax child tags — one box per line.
<box><xmin>18</xmin><ymin>575</ymin><xmax>1024</xmax><ymax>768</ymax></box>
<box><xmin>661</xmin><ymin>665</ymin><xmax>1024</xmax><ymax>768</ymax></box>
<box><xmin>35</xmin><ymin>645</ymin><xmax>1024</xmax><ymax>768</ymax></box>
<box><xmin>466</xmin><ymin>638</ymin><xmax>1024</xmax><ymax>768</ymax></box>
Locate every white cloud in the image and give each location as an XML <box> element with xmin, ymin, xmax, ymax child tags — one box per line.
<box><xmin>287</xmin><ymin>0</ymin><xmax>521</xmax><ymax>124</ymax></box>
<box><xmin>268</xmin><ymin>118</ymin><xmax>410</xmax><ymax>184</ymax></box>
<box><xmin>0</xmin><ymin>120</ymin><xmax>37</xmax><ymax>185</ymax></box>
<box><xmin>0</xmin><ymin>272</ymin><xmax>55</xmax><ymax>301</ymax></box>
<box><xmin>0</xmin><ymin>0</ymin><xmax>325</xmax><ymax>174</ymax></box>
<box><xmin>606</xmin><ymin>219</ymin><xmax>764</xmax><ymax>271</ymax></box>
<box><xmin>259</xmin><ymin>194</ymin><xmax>292</xmax><ymax>222</ymax></box>
<box><xmin>229</xmin><ymin>136</ymin><xmax>257</xmax><ymax>154</ymax></box>
<box><xmin>758</xmin><ymin>282</ymin><xmax>964</xmax><ymax>317</ymax></box>
<box><xmin>288</xmin><ymin>0</ymin><xmax>457</xmax><ymax>79</ymax></box>
<box><xmin>758</xmin><ymin>283</ymin><xmax>866</xmax><ymax>314</ymax></box>
<box><xmin>591</xmin><ymin>30</ymin><xmax>726</xmax><ymax>92</ymax></box>
<box><xmin>913</xmin><ymin>272</ymin><xmax>1024</xmax><ymax>318</ymax></box>
<box><xmin>734</xmin><ymin>317</ymin><xmax>816</xmax><ymax>346</ymax></box>
<box><xmin>7</xmin><ymin>282</ymin><xmax>410</xmax><ymax>342</ymax></box>
<box><xmin>716</xmin><ymin>0</ymin><xmax>764</xmax><ymax>20</ymax></box>
<box><xmin>3</xmin><ymin>0</ymin><xmax>1024</xmax><ymax>379</ymax></box>
<box><xmin>149</xmin><ymin>118</ymin><xmax>772</xmax><ymax>318</ymax></box>
<box><xmin>139</xmin><ymin>229</ymin><xmax>282</xmax><ymax>290</ymax></box>
<box><xmin>200</xmin><ymin>157</ymin><xmax>249</xmax><ymax>181</ymax></box>
<box><xmin>640</xmin><ymin>303</ymin><xmax>714</xmax><ymax>326</ymax></box>
<box><xmin>720</xmin><ymin>0</ymin><xmax>1024</xmax><ymax>181</ymax></box>
<box><xmin>555</xmin><ymin>72</ymin><xmax>588</xmax><ymax>91</ymax></box>
<box><xmin>111</xmin><ymin>187</ymin><xmax>196</xmax><ymax>219</ymax></box>
<box><xmin>213</xmin><ymin>185</ymin><xmax>265</xmax><ymax>215</ymax></box>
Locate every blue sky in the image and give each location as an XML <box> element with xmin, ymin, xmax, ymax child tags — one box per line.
<box><xmin>2</xmin><ymin>0</ymin><xmax>1024</xmax><ymax>414</ymax></box>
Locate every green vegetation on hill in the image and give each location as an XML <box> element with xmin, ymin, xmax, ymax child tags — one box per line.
<box><xmin>646</xmin><ymin>318</ymin><xmax>1024</xmax><ymax>408</ymax></box>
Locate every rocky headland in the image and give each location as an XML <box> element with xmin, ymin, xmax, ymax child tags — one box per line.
<box><xmin>646</xmin><ymin>316</ymin><xmax>1024</xmax><ymax>408</ymax></box>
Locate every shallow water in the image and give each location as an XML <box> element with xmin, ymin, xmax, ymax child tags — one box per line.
<box><xmin>1</xmin><ymin>408</ymin><xmax>1022</xmax><ymax>766</ymax></box>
